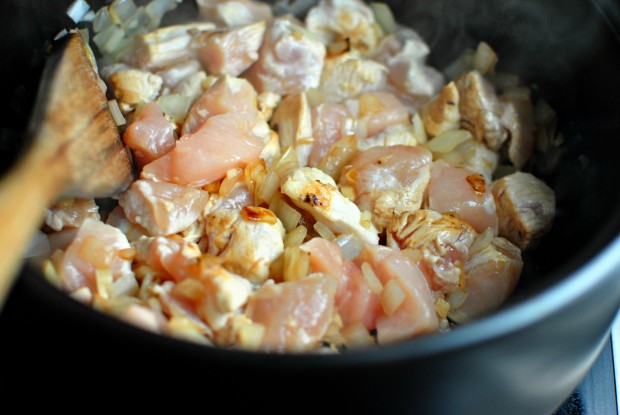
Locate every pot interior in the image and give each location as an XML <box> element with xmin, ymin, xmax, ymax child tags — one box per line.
<box><xmin>2</xmin><ymin>0</ymin><xmax>620</xmax><ymax>345</ymax></box>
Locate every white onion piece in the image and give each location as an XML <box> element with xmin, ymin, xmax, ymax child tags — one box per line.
<box><xmin>66</xmin><ymin>0</ymin><xmax>91</xmax><ymax>24</ymax></box>
<box><xmin>108</xmin><ymin>99</ymin><xmax>126</xmax><ymax>126</ymax></box>
<box><xmin>335</xmin><ymin>233</ymin><xmax>363</xmax><ymax>260</ymax></box>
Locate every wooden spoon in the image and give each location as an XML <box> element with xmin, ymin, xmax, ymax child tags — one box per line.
<box><xmin>0</xmin><ymin>32</ymin><xmax>134</xmax><ymax>309</ymax></box>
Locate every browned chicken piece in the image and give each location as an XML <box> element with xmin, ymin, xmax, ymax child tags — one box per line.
<box><xmin>244</xmin><ymin>17</ymin><xmax>326</xmax><ymax>95</ymax></box>
<box><xmin>117</xmin><ymin>179</ymin><xmax>210</xmax><ymax>236</ymax></box>
<box><xmin>194</xmin><ymin>21</ymin><xmax>266</xmax><ymax>77</ymax></box>
<box><xmin>196</xmin><ymin>0</ymin><xmax>273</xmax><ymax>27</ymax></box>
<box><xmin>421</xmin><ymin>81</ymin><xmax>461</xmax><ymax>137</ymax></box>
<box><xmin>204</xmin><ymin>206</ymin><xmax>285</xmax><ymax>284</ymax></box>
<box><xmin>456</xmin><ymin>70</ymin><xmax>507</xmax><ymax>150</ymax></box>
<box><xmin>319</xmin><ymin>52</ymin><xmax>387</xmax><ymax>103</ymax></box>
<box><xmin>491</xmin><ymin>172</ymin><xmax>555</xmax><ymax>249</ymax></box>
<box><xmin>339</xmin><ymin>144</ymin><xmax>433</xmax><ymax>231</ymax></box>
<box><xmin>128</xmin><ymin>23</ymin><xmax>216</xmax><ymax>71</ymax></box>
<box><xmin>271</xmin><ymin>93</ymin><xmax>313</xmax><ymax>167</ymax></box>
<box><xmin>387</xmin><ymin>209</ymin><xmax>476</xmax><ymax>295</ymax></box>
<box><xmin>500</xmin><ymin>87</ymin><xmax>536</xmax><ymax>169</ymax></box>
<box><xmin>449</xmin><ymin>235</ymin><xmax>523</xmax><ymax>323</ymax></box>
<box><xmin>45</xmin><ymin>198</ymin><xmax>100</xmax><ymax>232</ymax></box>
<box><xmin>305</xmin><ymin>0</ymin><xmax>383</xmax><ymax>52</ymax></box>
<box><xmin>108</xmin><ymin>68</ymin><xmax>163</xmax><ymax>113</ymax></box>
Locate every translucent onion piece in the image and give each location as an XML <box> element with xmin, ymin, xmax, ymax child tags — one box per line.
<box><xmin>425</xmin><ymin>129</ymin><xmax>472</xmax><ymax>153</ymax></box>
<box><xmin>370</xmin><ymin>2</ymin><xmax>397</xmax><ymax>35</ymax></box>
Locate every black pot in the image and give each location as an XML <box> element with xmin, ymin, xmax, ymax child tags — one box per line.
<box><xmin>1</xmin><ymin>1</ymin><xmax>619</xmax><ymax>413</ymax></box>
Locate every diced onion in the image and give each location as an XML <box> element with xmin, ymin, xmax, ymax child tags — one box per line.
<box><xmin>157</xmin><ymin>93</ymin><xmax>191</xmax><ymax>125</ymax></box>
<box><xmin>283</xmin><ymin>246</ymin><xmax>310</xmax><ymax>282</ymax></box>
<box><xmin>66</xmin><ymin>0</ymin><xmax>91</xmax><ymax>24</ymax></box>
<box><xmin>473</xmin><ymin>41</ymin><xmax>497</xmax><ymax>75</ymax></box>
<box><xmin>108</xmin><ymin>99</ymin><xmax>126</xmax><ymax>126</ymax></box>
<box><xmin>370</xmin><ymin>2</ymin><xmax>397</xmax><ymax>35</ymax></box>
<box><xmin>95</xmin><ymin>268</ymin><xmax>114</xmax><ymax>300</ymax></box>
<box><xmin>425</xmin><ymin>129</ymin><xmax>472</xmax><ymax>154</ymax></box>
<box><xmin>447</xmin><ymin>287</ymin><xmax>469</xmax><ymax>310</ymax></box>
<box><xmin>361</xmin><ymin>262</ymin><xmax>383</xmax><ymax>295</ymax></box>
<box><xmin>284</xmin><ymin>225</ymin><xmax>308</xmax><ymax>248</ymax></box>
<box><xmin>237</xmin><ymin>322</ymin><xmax>266</xmax><ymax>351</ymax></box>
<box><xmin>381</xmin><ymin>280</ymin><xmax>405</xmax><ymax>316</ymax></box>
<box><xmin>110</xmin><ymin>273</ymin><xmax>139</xmax><ymax>298</ymax></box>
<box><xmin>341</xmin><ymin>322</ymin><xmax>375</xmax><ymax>348</ymax></box>
<box><xmin>313</xmin><ymin>221</ymin><xmax>336</xmax><ymax>241</ymax></box>
<box><xmin>335</xmin><ymin>233</ymin><xmax>363</xmax><ymax>260</ymax></box>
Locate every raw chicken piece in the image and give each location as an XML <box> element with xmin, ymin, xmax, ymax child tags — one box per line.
<box><xmin>319</xmin><ymin>53</ymin><xmax>387</xmax><ymax>104</ymax></box>
<box><xmin>456</xmin><ymin>70</ymin><xmax>507</xmax><ymax>150</ymax></box>
<box><xmin>196</xmin><ymin>0</ymin><xmax>273</xmax><ymax>27</ymax></box>
<box><xmin>339</xmin><ymin>144</ymin><xmax>432</xmax><ymax>230</ymax></box>
<box><xmin>500</xmin><ymin>87</ymin><xmax>536</xmax><ymax>168</ymax></box>
<box><xmin>371</xmin><ymin>31</ymin><xmax>444</xmax><ymax>102</ymax></box>
<box><xmin>421</xmin><ymin>81</ymin><xmax>461</xmax><ymax>137</ymax></box>
<box><xmin>309</xmin><ymin>102</ymin><xmax>355</xmax><ymax>167</ymax></box>
<box><xmin>108</xmin><ymin>69</ymin><xmax>163</xmax><ymax>113</ymax></box>
<box><xmin>105</xmin><ymin>205</ymin><xmax>149</xmax><ymax>243</ymax></box>
<box><xmin>302</xmin><ymin>237</ymin><xmax>381</xmax><ymax>331</ymax></box>
<box><xmin>491</xmin><ymin>172</ymin><xmax>555</xmax><ymax>249</ymax></box>
<box><xmin>281</xmin><ymin>167</ymin><xmax>380</xmax><ymax>245</ymax></box>
<box><xmin>355</xmin><ymin>244</ymin><xmax>438</xmax><ymax>344</ymax></box>
<box><xmin>205</xmin><ymin>206</ymin><xmax>285</xmax><ymax>283</ymax></box>
<box><xmin>133</xmin><ymin>235</ymin><xmax>202</xmax><ymax>282</ymax></box>
<box><xmin>426</xmin><ymin>159</ymin><xmax>498</xmax><ymax>234</ymax></box>
<box><xmin>57</xmin><ymin>218</ymin><xmax>134</xmax><ymax>295</ymax></box>
<box><xmin>387</xmin><ymin>209</ymin><xmax>476</xmax><ymax>294</ymax></box>
<box><xmin>194</xmin><ymin>265</ymin><xmax>252</xmax><ymax>331</ymax></box>
<box><xmin>245</xmin><ymin>274</ymin><xmax>337</xmax><ymax>352</ymax></box>
<box><xmin>128</xmin><ymin>23</ymin><xmax>216</xmax><ymax>70</ymax></box>
<box><xmin>354</xmin><ymin>91</ymin><xmax>410</xmax><ymax>139</ymax></box>
<box><xmin>305</xmin><ymin>0</ymin><xmax>382</xmax><ymax>52</ymax></box>
<box><xmin>142</xmin><ymin>111</ymin><xmax>265</xmax><ymax>187</ymax></box>
<box><xmin>271</xmin><ymin>93</ymin><xmax>314</xmax><ymax>167</ymax></box>
<box><xmin>45</xmin><ymin>198</ymin><xmax>100</xmax><ymax>232</ymax></box>
<box><xmin>244</xmin><ymin>17</ymin><xmax>326</xmax><ymax>95</ymax></box>
<box><xmin>182</xmin><ymin>76</ymin><xmax>259</xmax><ymax>135</ymax></box>
<box><xmin>195</xmin><ymin>21</ymin><xmax>266</xmax><ymax>77</ymax></box>
<box><xmin>449</xmin><ymin>235</ymin><xmax>522</xmax><ymax>323</ymax></box>
<box><xmin>118</xmin><ymin>179</ymin><xmax>209</xmax><ymax>236</ymax></box>
<box><xmin>122</xmin><ymin>102</ymin><xmax>176</xmax><ymax>169</ymax></box>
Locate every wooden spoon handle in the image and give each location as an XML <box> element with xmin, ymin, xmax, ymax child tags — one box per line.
<box><xmin>0</xmin><ymin>145</ymin><xmax>68</xmax><ymax>309</ymax></box>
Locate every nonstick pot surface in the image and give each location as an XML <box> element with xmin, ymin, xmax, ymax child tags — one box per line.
<box><xmin>1</xmin><ymin>1</ymin><xmax>620</xmax><ymax>414</ymax></box>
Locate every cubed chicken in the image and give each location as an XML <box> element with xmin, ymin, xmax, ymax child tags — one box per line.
<box><xmin>245</xmin><ymin>274</ymin><xmax>338</xmax><ymax>352</ymax></box>
<box><xmin>118</xmin><ymin>179</ymin><xmax>209</xmax><ymax>236</ymax></box>
<box><xmin>456</xmin><ymin>70</ymin><xmax>507</xmax><ymax>150</ymax></box>
<box><xmin>182</xmin><ymin>76</ymin><xmax>259</xmax><ymax>135</ymax></box>
<box><xmin>355</xmin><ymin>244</ymin><xmax>439</xmax><ymax>344</ymax></box>
<box><xmin>309</xmin><ymin>102</ymin><xmax>355</xmax><ymax>167</ymax></box>
<box><xmin>45</xmin><ymin>198</ymin><xmax>100</xmax><ymax>232</ymax></box>
<box><xmin>122</xmin><ymin>102</ymin><xmax>176</xmax><ymax>169</ymax></box>
<box><xmin>155</xmin><ymin>58</ymin><xmax>202</xmax><ymax>89</ymax></box>
<box><xmin>271</xmin><ymin>93</ymin><xmax>314</xmax><ymax>167</ymax></box>
<box><xmin>491</xmin><ymin>171</ymin><xmax>555</xmax><ymax>249</ymax></box>
<box><xmin>421</xmin><ymin>81</ymin><xmax>461</xmax><ymax>137</ymax></box>
<box><xmin>205</xmin><ymin>206</ymin><xmax>285</xmax><ymax>284</ymax></box>
<box><xmin>194</xmin><ymin>21</ymin><xmax>266</xmax><ymax>77</ymax></box>
<box><xmin>305</xmin><ymin>0</ymin><xmax>383</xmax><ymax>52</ymax></box>
<box><xmin>133</xmin><ymin>235</ymin><xmax>202</xmax><ymax>282</ymax></box>
<box><xmin>387</xmin><ymin>209</ymin><xmax>476</xmax><ymax>294</ymax></box>
<box><xmin>426</xmin><ymin>159</ymin><xmax>498</xmax><ymax>234</ymax></box>
<box><xmin>108</xmin><ymin>68</ymin><xmax>163</xmax><ymax>113</ymax></box>
<box><xmin>448</xmin><ymin>235</ymin><xmax>522</xmax><ymax>323</ymax></box>
<box><xmin>500</xmin><ymin>87</ymin><xmax>536</xmax><ymax>169</ymax></box>
<box><xmin>281</xmin><ymin>167</ymin><xmax>380</xmax><ymax>245</ymax></box>
<box><xmin>128</xmin><ymin>23</ymin><xmax>216</xmax><ymax>70</ymax></box>
<box><xmin>319</xmin><ymin>53</ymin><xmax>387</xmax><ymax>104</ymax></box>
<box><xmin>244</xmin><ymin>17</ymin><xmax>326</xmax><ymax>95</ymax></box>
<box><xmin>339</xmin><ymin>144</ymin><xmax>433</xmax><ymax>230</ymax></box>
<box><xmin>56</xmin><ymin>218</ymin><xmax>134</xmax><ymax>296</ymax></box>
